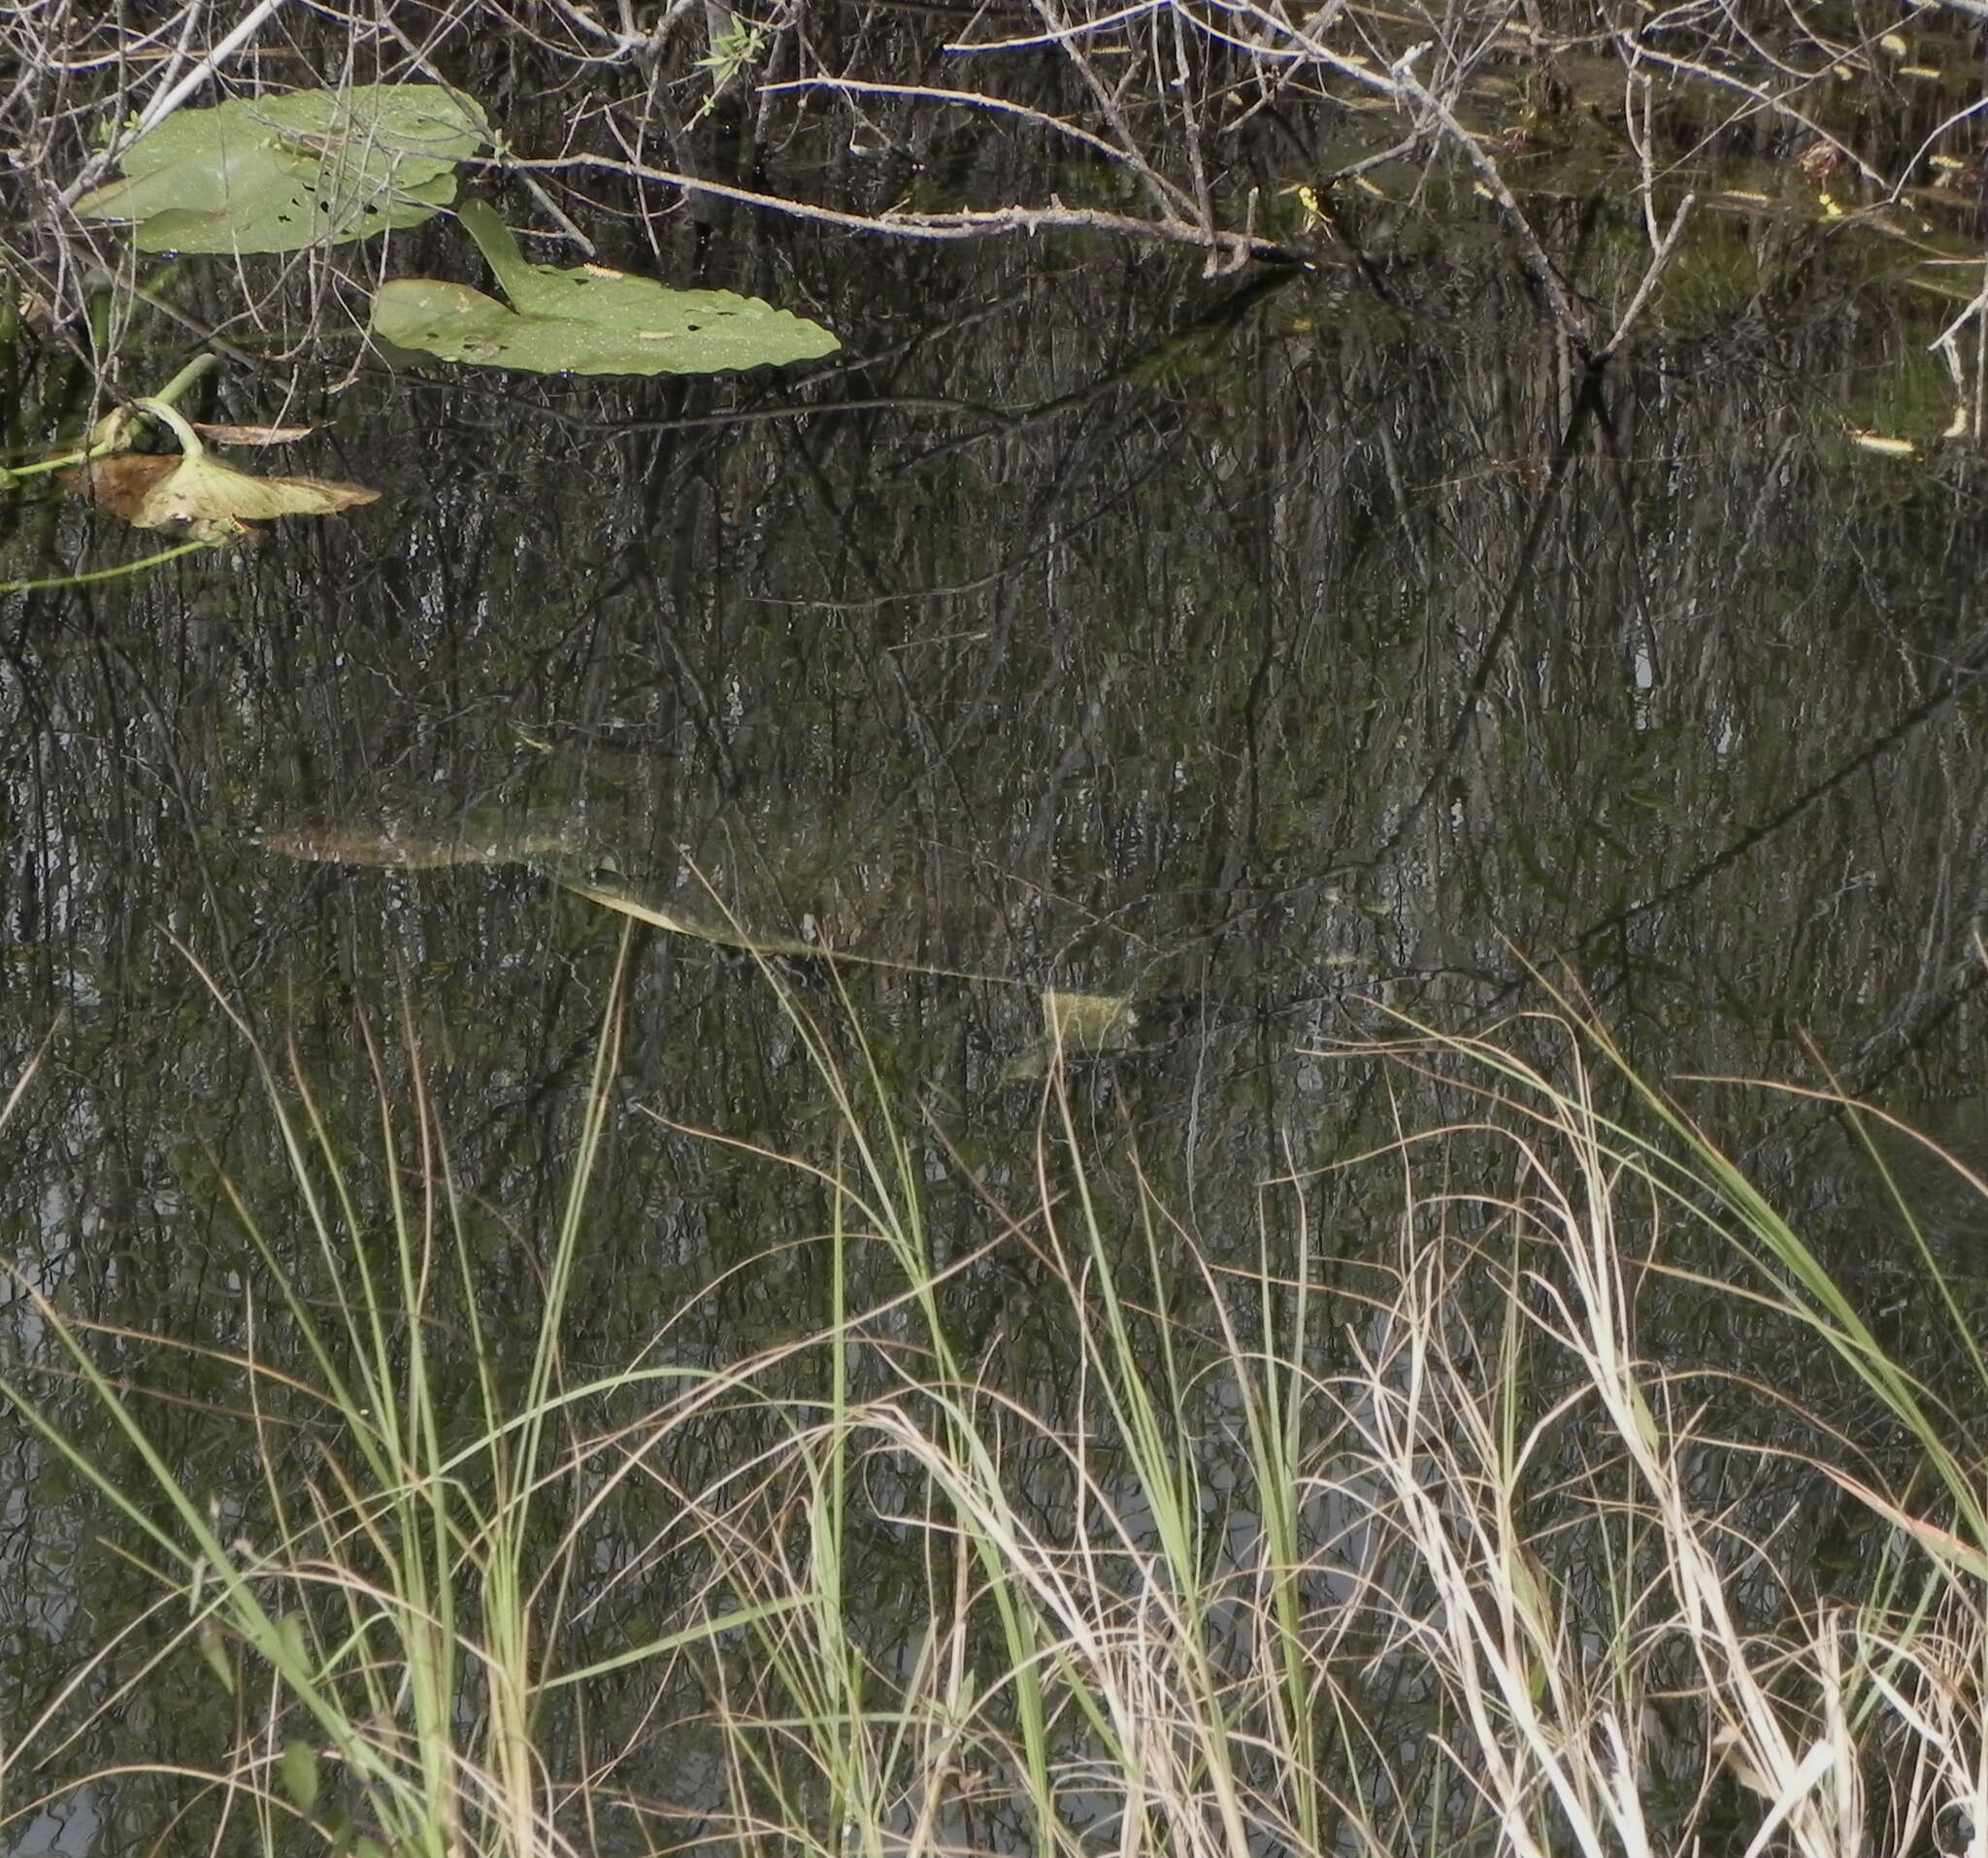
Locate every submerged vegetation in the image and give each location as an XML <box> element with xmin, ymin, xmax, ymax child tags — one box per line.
<box><xmin>4</xmin><ymin>950</ymin><xmax>1987</xmax><ymax>1858</ymax></box>
<box><xmin>6</xmin><ymin>5</ymin><xmax>1988</xmax><ymax>1858</ymax></box>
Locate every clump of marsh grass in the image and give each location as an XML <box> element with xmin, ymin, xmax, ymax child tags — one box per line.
<box><xmin>1314</xmin><ymin>1004</ymin><xmax>1988</xmax><ymax>1858</ymax></box>
<box><xmin>597</xmin><ymin>967</ymin><xmax>1988</xmax><ymax>1858</ymax></box>
<box><xmin>3</xmin><ymin>953</ymin><xmax>1986</xmax><ymax>1858</ymax></box>
<box><xmin>0</xmin><ymin>934</ymin><xmax>812</xmax><ymax>1858</ymax></box>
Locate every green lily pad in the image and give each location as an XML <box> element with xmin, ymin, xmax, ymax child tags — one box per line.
<box><xmin>370</xmin><ymin>200</ymin><xmax>839</xmax><ymax>376</ymax></box>
<box><xmin>74</xmin><ymin>85</ymin><xmax>488</xmax><ymax>253</ymax></box>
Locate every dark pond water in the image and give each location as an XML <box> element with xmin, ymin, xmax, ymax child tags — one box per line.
<box><xmin>6</xmin><ymin>15</ymin><xmax>1988</xmax><ymax>1854</ymax></box>
<box><xmin>9</xmin><ymin>194</ymin><xmax>1986</xmax><ymax>1211</ymax></box>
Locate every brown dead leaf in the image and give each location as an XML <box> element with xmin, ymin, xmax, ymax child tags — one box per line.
<box><xmin>65</xmin><ymin>449</ymin><xmax>380</xmax><ymax>543</ymax></box>
<box><xmin>191</xmin><ymin>421</ymin><xmax>316</xmax><ymax>446</ymax></box>
<box><xmin>64</xmin><ymin>453</ymin><xmax>178</xmax><ymax>519</ymax></box>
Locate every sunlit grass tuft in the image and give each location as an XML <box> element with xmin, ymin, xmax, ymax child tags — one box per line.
<box><xmin>3</xmin><ymin>959</ymin><xmax>1986</xmax><ymax>1858</ymax></box>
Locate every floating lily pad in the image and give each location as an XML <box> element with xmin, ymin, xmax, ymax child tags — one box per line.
<box><xmin>370</xmin><ymin>200</ymin><xmax>839</xmax><ymax>376</ymax></box>
<box><xmin>74</xmin><ymin>85</ymin><xmax>488</xmax><ymax>253</ymax></box>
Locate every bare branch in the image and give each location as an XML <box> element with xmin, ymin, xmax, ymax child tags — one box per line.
<box><xmin>496</xmin><ymin>151</ymin><xmax>1309</xmax><ymax>263</ymax></box>
<box><xmin>1386</xmin><ymin>43</ymin><xmax>1592</xmax><ymax>346</ymax></box>
<box><xmin>759</xmin><ymin>75</ymin><xmax>1139</xmax><ymax>167</ymax></box>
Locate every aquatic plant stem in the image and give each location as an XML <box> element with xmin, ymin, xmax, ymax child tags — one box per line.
<box><xmin>148</xmin><ymin>351</ymin><xmax>223</xmax><ymax>413</ymax></box>
<box><xmin>1</xmin><ymin>354</ymin><xmax>221</xmax><ymax>486</ymax></box>
<box><xmin>127</xmin><ymin>395</ymin><xmax>207</xmax><ymax>460</ymax></box>
<box><xmin>0</xmin><ymin>540</ymin><xmax>212</xmax><ymax>592</ymax></box>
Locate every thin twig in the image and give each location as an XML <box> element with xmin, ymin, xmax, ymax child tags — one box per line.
<box><xmin>1598</xmin><ymin>195</ymin><xmax>1694</xmax><ymax>358</ymax></box>
<box><xmin>759</xmin><ymin>75</ymin><xmax>1137</xmax><ymax>167</ymax></box>
<box><xmin>1615</xmin><ymin>32</ymin><xmax>1886</xmax><ymax>187</ymax></box>
<box><xmin>494</xmin><ymin>151</ymin><xmax>1306</xmax><ymax>262</ymax></box>
<box><xmin>62</xmin><ymin>0</ymin><xmax>294</xmax><ymax>205</ymax></box>
<box><xmin>944</xmin><ymin>0</ymin><xmax>1166</xmax><ymax>52</ymax></box>
<box><xmin>1387</xmin><ymin>42</ymin><xmax>1591</xmax><ymax>344</ymax></box>
<box><xmin>1027</xmin><ymin>0</ymin><xmax>1204</xmax><ymax>224</ymax></box>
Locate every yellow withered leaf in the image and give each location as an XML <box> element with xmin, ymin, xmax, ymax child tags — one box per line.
<box><xmin>67</xmin><ymin>449</ymin><xmax>379</xmax><ymax>542</ymax></box>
